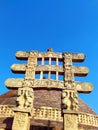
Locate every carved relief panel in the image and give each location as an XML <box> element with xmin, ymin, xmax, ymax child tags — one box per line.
<box><xmin>61</xmin><ymin>90</ymin><xmax>78</xmax><ymax>112</ymax></box>
<box><xmin>12</xmin><ymin>112</ymin><xmax>30</xmax><ymax>130</ymax></box>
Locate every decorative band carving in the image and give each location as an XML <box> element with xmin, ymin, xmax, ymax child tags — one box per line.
<box><xmin>16</xmin><ymin>51</ymin><xmax>85</xmax><ymax>62</ymax></box>
<box><xmin>5</xmin><ymin>79</ymin><xmax>93</xmax><ymax>93</ymax></box>
<box><xmin>78</xmin><ymin>112</ymin><xmax>98</xmax><ymax>127</ymax></box>
<box><xmin>0</xmin><ymin>105</ymin><xmax>98</xmax><ymax>127</ymax></box>
<box><xmin>0</xmin><ymin>105</ymin><xmax>14</xmax><ymax>117</ymax></box>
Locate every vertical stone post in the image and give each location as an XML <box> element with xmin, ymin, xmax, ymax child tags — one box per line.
<box><xmin>12</xmin><ymin>51</ymin><xmax>38</xmax><ymax>130</ymax></box>
<box><xmin>62</xmin><ymin>53</ymin><xmax>78</xmax><ymax>130</ymax></box>
<box><xmin>12</xmin><ymin>112</ymin><xmax>30</xmax><ymax>130</ymax></box>
<box><xmin>63</xmin><ymin>113</ymin><xmax>78</xmax><ymax>130</ymax></box>
<box><xmin>62</xmin><ymin>89</ymin><xmax>78</xmax><ymax>130</ymax></box>
<box><xmin>25</xmin><ymin>51</ymin><xmax>38</xmax><ymax>79</ymax></box>
<box><xmin>12</xmin><ymin>84</ymin><xmax>34</xmax><ymax>130</ymax></box>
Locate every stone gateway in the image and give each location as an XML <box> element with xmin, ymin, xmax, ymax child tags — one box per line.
<box><xmin>0</xmin><ymin>49</ymin><xmax>97</xmax><ymax>130</ymax></box>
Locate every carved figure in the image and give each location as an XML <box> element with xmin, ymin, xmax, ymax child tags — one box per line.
<box><xmin>30</xmin><ymin>51</ymin><xmax>38</xmax><ymax>57</ymax></box>
<box><xmin>63</xmin><ymin>53</ymin><xmax>72</xmax><ymax>65</ymax></box>
<box><xmin>47</xmin><ymin>48</ymin><xmax>53</xmax><ymax>52</ymax></box>
<box><xmin>61</xmin><ymin>90</ymin><xmax>71</xmax><ymax>110</ymax></box>
<box><xmin>24</xmin><ymin>89</ymin><xmax>34</xmax><ymax>109</ymax></box>
<box><xmin>71</xmin><ymin>92</ymin><xmax>78</xmax><ymax>111</ymax></box>
<box><xmin>22</xmin><ymin>79</ymin><xmax>32</xmax><ymax>88</ymax></box>
<box><xmin>65</xmin><ymin>82</ymin><xmax>72</xmax><ymax>88</ymax></box>
<box><xmin>16</xmin><ymin>87</ymin><xmax>34</xmax><ymax>109</ymax></box>
<box><xmin>16</xmin><ymin>88</ymin><xmax>25</xmax><ymax>109</ymax></box>
<box><xmin>61</xmin><ymin>90</ymin><xmax>78</xmax><ymax>111</ymax></box>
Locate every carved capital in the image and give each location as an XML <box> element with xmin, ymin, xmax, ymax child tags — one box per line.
<box><xmin>16</xmin><ymin>87</ymin><xmax>34</xmax><ymax>114</ymax></box>
<box><xmin>61</xmin><ymin>90</ymin><xmax>78</xmax><ymax>112</ymax></box>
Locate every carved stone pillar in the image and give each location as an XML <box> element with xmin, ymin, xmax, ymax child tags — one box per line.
<box><xmin>62</xmin><ymin>89</ymin><xmax>78</xmax><ymax>130</ymax></box>
<box><xmin>62</xmin><ymin>89</ymin><xmax>79</xmax><ymax>130</ymax></box>
<box><xmin>25</xmin><ymin>51</ymin><xmax>38</xmax><ymax>79</ymax></box>
<box><xmin>63</xmin><ymin>53</ymin><xmax>78</xmax><ymax>130</ymax></box>
<box><xmin>12</xmin><ymin>112</ymin><xmax>30</xmax><ymax>130</ymax></box>
<box><xmin>12</xmin><ymin>80</ymin><xmax>34</xmax><ymax>130</ymax></box>
<box><xmin>63</xmin><ymin>113</ymin><xmax>78</xmax><ymax>130</ymax></box>
<box><xmin>12</xmin><ymin>51</ymin><xmax>37</xmax><ymax>130</ymax></box>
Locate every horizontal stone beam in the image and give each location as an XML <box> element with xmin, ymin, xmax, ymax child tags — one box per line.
<box><xmin>5</xmin><ymin>78</ymin><xmax>93</xmax><ymax>93</ymax></box>
<box><xmin>11</xmin><ymin>64</ymin><xmax>88</xmax><ymax>76</ymax></box>
<box><xmin>16</xmin><ymin>51</ymin><xmax>29</xmax><ymax>60</ymax></box>
<box><xmin>5</xmin><ymin>78</ymin><xmax>64</xmax><ymax>89</ymax></box>
<box><xmin>73</xmin><ymin>66</ymin><xmax>89</xmax><ymax>76</ymax></box>
<box><xmin>36</xmin><ymin>65</ymin><xmax>63</xmax><ymax>72</ymax></box>
<box><xmin>75</xmin><ymin>82</ymin><xmax>93</xmax><ymax>93</ymax></box>
<box><xmin>11</xmin><ymin>64</ymin><xmax>26</xmax><ymax>73</ymax></box>
<box><xmin>71</xmin><ymin>53</ymin><xmax>85</xmax><ymax>62</ymax></box>
<box><xmin>5</xmin><ymin>78</ymin><xmax>23</xmax><ymax>88</ymax></box>
<box><xmin>11</xmin><ymin>64</ymin><xmax>64</xmax><ymax>73</ymax></box>
<box><xmin>16</xmin><ymin>51</ymin><xmax>85</xmax><ymax>62</ymax></box>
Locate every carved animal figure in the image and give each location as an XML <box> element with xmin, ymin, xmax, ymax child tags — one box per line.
<box><xmin>61</xmin><ymin>91</ymin><xmax>71</xmax><ymax>110</ymax></box>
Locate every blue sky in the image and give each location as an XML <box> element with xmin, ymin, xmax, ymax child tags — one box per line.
<box><xmin>0</xmin><ymin>0</ymin><xmax>98</xmax><ymax>113</ymax></box>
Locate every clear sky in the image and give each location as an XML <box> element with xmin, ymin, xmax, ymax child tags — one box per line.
<box><xmin>0</xmin><ymin>0</ymin><xmax>98</xmax><ymax>113</ymax></box>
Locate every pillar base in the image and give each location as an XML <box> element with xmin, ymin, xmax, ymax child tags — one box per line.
<box><xmin>63</xmin><ymin>113</ymin><xmax>78</xmax><ymax>130</ymax></box>
<box><xmin>12</xmin><ymin>112</ymin><xmax>30</xmax><ymax>130</ymax></box>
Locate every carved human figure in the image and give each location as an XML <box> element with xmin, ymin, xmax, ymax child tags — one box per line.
<box><xmin>71</xmin><ymin>91</ymin><xmax>78</xmax><ymax>111</ymax></box>
<box><xmin>24</xmin><ymin>88</ymin><xmax>34</xmax><ymax>109</ymax></box>
<box><xmin>63</xmin><ymin>53</ymin><xmax>72</xmax><ymax>66</ymax></box>
<box><xmin>16</xmin><ymin>88</ymin><xmax>25</xmax><ymax>109</ymax></box>
<box><xmin>64</xmin><ymin>65</ymin><xmax>74</xmax><ymax>82</ymax></box>
<box><xmin>16</xmin><ymin>87</ymin><xmax>34</xmax><ymax>110</ymax></box>
<box><xmin>65</xmin><ymin>82</ymin><xmax>72</xmax><ymax>89</ymax></box>
<box><xmin>22</xmin><ymin>79</ymin><xmax>32</xmax><ymax>88</ymax></box>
